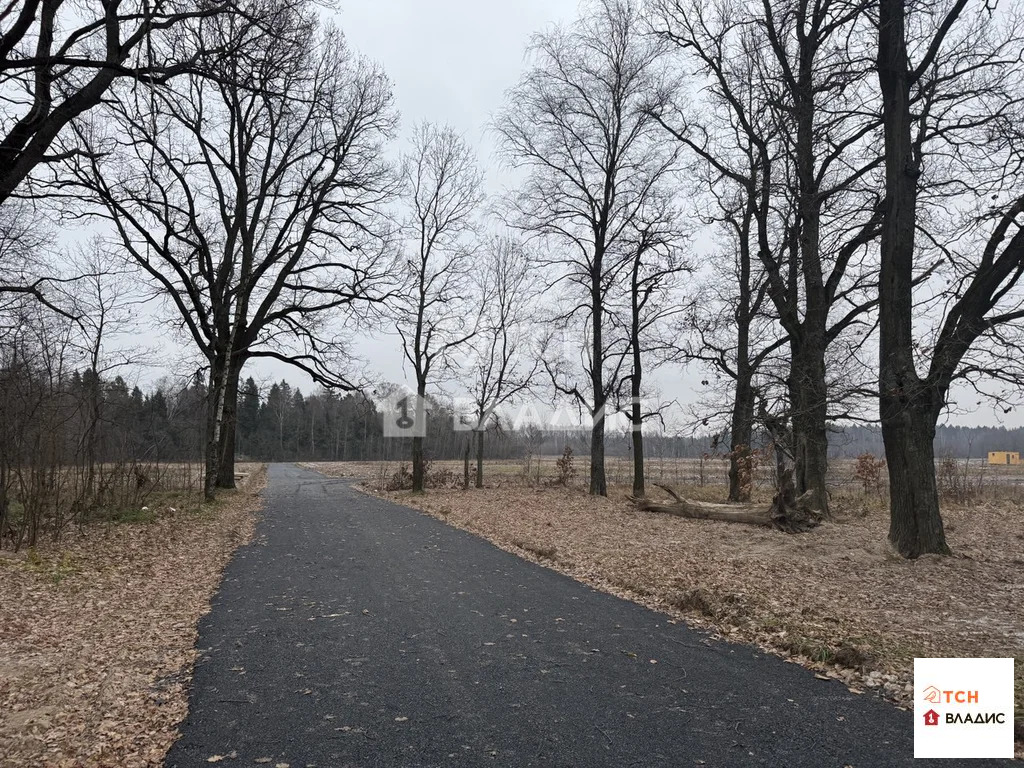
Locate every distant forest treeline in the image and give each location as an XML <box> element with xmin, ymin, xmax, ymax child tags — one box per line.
<box><xmin>43</xmin><ymin>374</ymin><xmax>1020</xmax><ymax>464</ymax></box>
<box><xmin>826</xmin><ymin>425</ymin><xmax>1023</xmax><ymax>460</ymax></box>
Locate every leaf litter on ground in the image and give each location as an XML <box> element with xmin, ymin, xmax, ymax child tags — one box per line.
<box><xmin>0</xmin><ymin>468</ymin><xmax>265</xmax><ymax>768</ymax></box>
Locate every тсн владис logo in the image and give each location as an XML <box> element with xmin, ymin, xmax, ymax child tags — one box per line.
<box><xmin>913</xmin><ymin>658</ymin><xmax>1014</xmax><ymax>758</ymax></box>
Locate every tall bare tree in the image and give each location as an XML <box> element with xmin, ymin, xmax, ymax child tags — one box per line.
<box><xmin>677</xmin><ymin>208</ymin><xmax>785</xmax><ymax>501</ymax></box>
<box><xmin>495</xmin><ymin>0</ymin><xmax>683</xmax><ymax>496</ymax></box>
<box><xmin>65</xmin><ymin>5</ymin><xmax>399</xmax><ymax>498</ymax></box>
<box><xmin>876</xmin><ymin>0</ymin><xmax>1024</xmax><ymax>556</ymax></box>
<box><xmin>395</xmin><ymin>123</ymin><xmax>485</xmax><ymax>493</ymax></box>
<box><xmin>615</xmin><ymin>193</ymin><xmax>690</xmax><ymax>497</ymax></box>
<box><xmin>651</xmin><ymin>0</ymin><xmax>885</xmax><ymax>514</ymax></box>
<box><xmin>461</xmin><ymin>234</ymin><xmax>539</xmax><ymax>487</ymax></box>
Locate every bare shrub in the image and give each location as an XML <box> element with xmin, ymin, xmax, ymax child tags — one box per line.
<box><xmin>936</xmin><ymin>454</ymin><xmax>984</xmax><ymax>505</ymax></box>
<box><xmin>386</xmin><ymin>464</ymin><xmax>414</xmax><ymax>492</ymax></box>
<box><xmin>854</xmin><ymin>453</ymin><xmax>887</xmax><ymax>495</ymax></box>
<box><xmin>555</xmin><ymin>445</ymin><xmax>577</xmax><ymax>487</ymax></box>
<box><xmin>386</xmin><ymin>461</ymin><xmax>458</xmax><ymax>491</ymax></box>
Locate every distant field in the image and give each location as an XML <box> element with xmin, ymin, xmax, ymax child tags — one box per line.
<box><xmin>300</xmin><ymin>455</ymin><xmax>1024</xmax><ymax>501</ymax></box>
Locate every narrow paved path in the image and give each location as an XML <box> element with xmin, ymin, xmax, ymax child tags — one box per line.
<box><xmin>166</xmin><ymin>465</ymin><xmax>1006</xmax><ymax>767</ymax></box>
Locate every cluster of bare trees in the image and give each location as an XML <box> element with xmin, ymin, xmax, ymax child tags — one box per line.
<box><xmin>3</xmin><ymin>0</ymin><xmax>1024</xmax><ymax>557</ymax></box>
<box><xmin>489</xmin><ymin>0</ymin><xmax>1024</xmax><ymax>557</ymax></box>
<box><xmin>0</xmin><ymin>269</ymin><xmax>210</xmax><ymax>547</ymax></box>
<box><xmin>3</xmin><ymin>0</ymin><xmax>405</xmax><ymax>505</ymax></box>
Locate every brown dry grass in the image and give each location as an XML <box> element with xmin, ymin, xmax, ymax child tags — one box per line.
<box><xmin>0</xmin><ymin>467</ymin><xmax>266</xmax><ymax>768</ymax></box>
<box><xmin>307</xmin><ymin>460</ymin><xmax>1023</xmax><ymax>755</ymax></box>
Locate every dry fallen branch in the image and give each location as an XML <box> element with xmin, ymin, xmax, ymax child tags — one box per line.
<box><xmin>633</xmin><ymin>469</ymin><xmax>823</xmax><ymax>533</ymax></box>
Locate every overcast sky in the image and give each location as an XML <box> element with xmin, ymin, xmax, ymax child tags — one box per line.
<box><xmin>166</xmin><ymin>0</ymin><xmax>1022</xmax><ymax>431</ymax></box>
<box><xmin>255</xmin><ymin>0</ymin><xmax>585</xmax><ymax>403</ymax></box>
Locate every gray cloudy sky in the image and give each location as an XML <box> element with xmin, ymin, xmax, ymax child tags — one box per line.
<box><xmin>256</xmin><ymin>0</ymin><xmax>583</xmax><ymax>401</ymax></box>
<box><xmin>237</xmin><ymin>0</ymin><xmax>1020</xmax><ymax>430</ymax></box>
<box><xmin>333</xmin><ymin>0</ymin><xmax>579</xmax><ymax>153</ymax></box>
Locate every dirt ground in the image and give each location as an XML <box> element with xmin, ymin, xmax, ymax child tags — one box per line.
<box><xmin>306</xmin><ymin>460</ymin><xmax>1024</xmax><ymax>756</ymax></box>
<box><xmin>0</xmin><ymin>468</ymin><xmax>265</xmax><ymax>768</ymax></box>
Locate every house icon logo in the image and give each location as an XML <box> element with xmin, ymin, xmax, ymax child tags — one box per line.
<box><xmin>923</xmin><ymin>709</ymin><xmax>940</xmax><ymax>726</ymax></box>
<box><xmin>923</xmin><ymin>685</ymin><xmax>941</xmax><ymax>703</ymax></box>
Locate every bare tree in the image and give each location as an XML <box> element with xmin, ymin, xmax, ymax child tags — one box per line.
<box><xmin>677</xmin><ymin>212</ymin><xmax>786</xmax><ymax>502</ymax></box>
<box><xmin>615</xmin><ymin>193</ymin><xmax>690</xmax><ymax>497</ymax></box>
<box><xmin>876</xmin><ymin>0</ymin><xmax>1024</xmax><ymax>556</ymax></box>
<box><xmin>651</xmin><ymin>0</ymin><xmax>885</xmax><ymax>515</ymax></box>
<box><xmin>395</xmin><ymin>123</ymin><xmax>485</xmax><ymax>493</ymax></box>
<box><xmin>65</xmin><ymin>5</ymin><xmax>399</xmax><ymax>498</ymax></box>
<box><xmin>461</xmin><ymin>234</ymin><xmax>539</xmax><ymax>487</ymax></box>
<box><xmin>495</xmin><ymin>0</ymin><xmax>683</xmax><ymax>496</ymax></box>
<box><xmin>0</xmin><ymin>0</ymin><xmax>246</xmax><ymax>204</ymax></box>
<box><xmin>65</xmin><ymin>242</ymin><xmax>146</xmax><ymax>513</ymax></box>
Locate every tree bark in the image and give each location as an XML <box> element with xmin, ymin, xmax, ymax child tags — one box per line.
<box><xmin>789</xmin><ymin>336</ymin><xmax>830</xmax><ymax>517</ymax></box>
<box><xmin>411</xmin><ymin>435</ymin><xmax>425</xmax><ymax>492</ymax></box>
<box><xmin>204</xmin><ymin>354</ymin><xmax>228</xmax><ymax>502</ymax></box>
<box><xmin>882</xmin><ymin>396</ymin><xmax>949</xmax><ymax>556</ymax></box>
<box><xmin>475</xmin><ymin>429</ymin><xmax>484</xmax><ymax>488</ymax></box>
<box><xmin>728</xmin><ymin>373</ymin><xmax>754</xmax><ymax>502</ymax></box>
<box><xmin>877</xmin><ymin>0</ymin><xmax>951</xmax><ymax>557</ymax></box>
<box><xmin>216</xmin><ymin>360</ymin><xmax>242</xmax><ymax>489</ymax></box>
<box><xmin>631</xmin><ymin>401</ymin><xmax>645</xmax><ymax>498</ymax></box>
<box><xmin>590</xmin><ymin>265</ymin><xmax>608</xmax><ymax>496</ymax></box>
<box><xmin>590</xmin><ymin>408</ymin><xmax>607</xmax><ymax>496</ymax></box>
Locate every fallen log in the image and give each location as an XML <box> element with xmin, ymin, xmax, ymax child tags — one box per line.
<box><xmin>633</xmin><ymin>469</ymin><xmax>823</xmax><ymax>533</ymax></box>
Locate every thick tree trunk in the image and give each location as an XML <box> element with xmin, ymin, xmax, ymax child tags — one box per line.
<box><xmin>589</xmin><ymin>246</ymin><xmax>608</xmax><ymax>496</ymax></box>
<box><xmin>475</xmin><ymin>429</ymin><xmax>484</xmax><ymax>488</ymax></box>
<box><xmin>631</xmin><ymin>405</ymin><xmax>644</xmax><ymax>498</ymax></box>
<box><xmin>411</xmin><ymin>380</ymin><xmax>427</xmax><ymax>492</ymax></box>
<box><xmin>590</xmin><ymin>409</ymin><xmax>607</xmax><ymax>496</ymax></box>
<box><xmin>877</xmin><ymin>0</ymin><xmax>950</xmax><ymax>557</ymax></box>
<box><xmin>789</xmin><ymin>336</ymin><xmax>830</xmax><ymax>517</ymax></box>
<box><xmin>215</xmin><ymin>360</ymin><xmax>241</xmax><ymax>489</ymax></box>
<box><xmin>728</xmin><ymin>373</ymin><xmax>754</xmax><ymax>502</ymax></box>
<box><xmin>881</xmin><ymin>397</ymin><xmax>949</xmax><ymax>557</ymax></box>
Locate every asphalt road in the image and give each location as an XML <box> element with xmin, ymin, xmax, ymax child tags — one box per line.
<box><xmin>165</xmin><ymin>464</ymin><xmax>1010</xmax><ymax>767</ymax></box>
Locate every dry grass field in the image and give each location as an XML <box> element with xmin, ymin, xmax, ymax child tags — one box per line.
<box><xmin>304</xmin><ymin>457</ymin><xmax>1024</xmax><ymax>755</ymax></box>
<box><xmin>306</xmin><ymin>452</ymin><xmax>1024</xmax><ymax>502</ymax></box>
